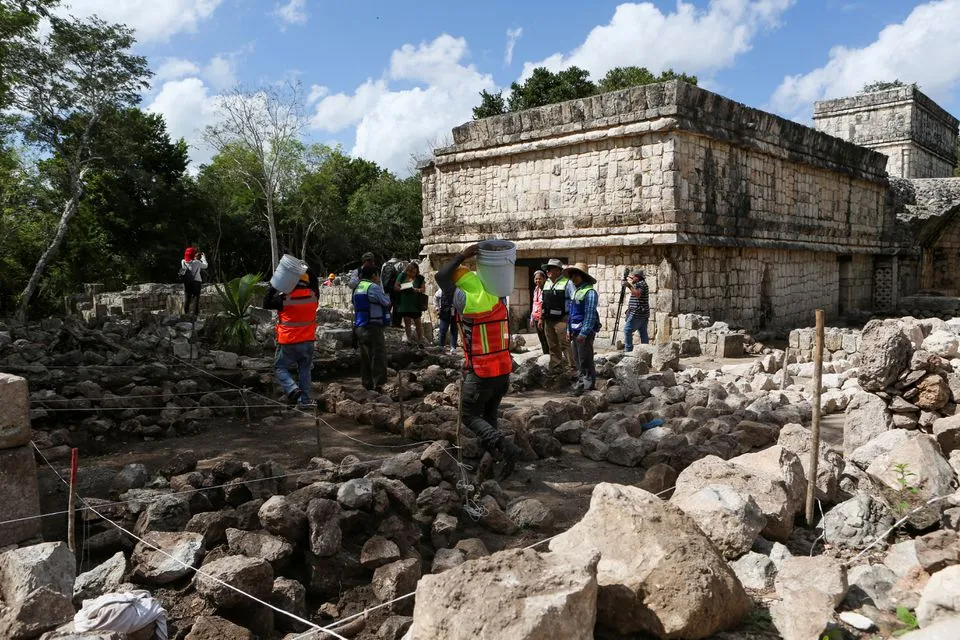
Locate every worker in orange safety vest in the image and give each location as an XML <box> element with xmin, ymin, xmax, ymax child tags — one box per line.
<box><xmin>263</xmin><ymin>267</ymin><xmax>319</xmax><ymax>406</ymax></box>
<box><xmin>435</xmin><ymin>244</ymin><xmax>522</xmax><ymax>480</ymax></box>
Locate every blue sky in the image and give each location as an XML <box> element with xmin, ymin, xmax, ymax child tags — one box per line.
<box><xmin>60</xmin><ymin>0</ymin><xmax>960</xmax><ymax>173</ymax></box>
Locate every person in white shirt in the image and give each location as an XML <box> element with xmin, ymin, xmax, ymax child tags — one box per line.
<box><xmin>180</xmin><ymin>246</ymin><xmax>208</xmax><ymax>315</ymax></box>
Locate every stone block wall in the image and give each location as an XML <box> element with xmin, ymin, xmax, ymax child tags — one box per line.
<box><xmin>0</xmin><ymin>373</ymin><xmax>41</xmax><ymax>547</ymax></box>
<box><xmin>788</xmin><ymin>327</ymin><xmax>861</xmax><ymax>363</ymax></box>
<box><xmin>814</xmin><ymin>85</ymin><xmax>959</xmax><ymax>179</ymax></box>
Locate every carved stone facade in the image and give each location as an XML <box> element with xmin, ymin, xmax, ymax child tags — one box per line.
<box><xmin>420</xmin><ymin>81</ymin><xmax>895</xmax><ymax>338</ymax></box>
<box><xmin>813</xmin><ymin>85</ymin><xmax>959</xmax><ymax>179</ymax></box>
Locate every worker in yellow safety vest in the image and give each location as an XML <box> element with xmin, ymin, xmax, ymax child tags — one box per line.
<box><xmin>436</xmin><ymin>244</ymin><xmax>522</xmax><ymax>480</ymax></box>
<box><xmin>263</xmin><ymin>268</ymin><xmax>319</xmax><ymax>406</ymax></box>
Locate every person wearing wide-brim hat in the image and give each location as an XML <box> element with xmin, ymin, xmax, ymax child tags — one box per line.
<box><xmin>563</xmin><ymin>262</ymin><xmax>601</xmax><ymax>395</ymax></box>
<box><xmin>623</xmin><ymin>268</ymin><xmax>650</xmax><ymax>352</ymax></box>
<box><xmin>540</xmin><ymin>258</ymin><xmax>575</xmax><ymax>375</ymax></box>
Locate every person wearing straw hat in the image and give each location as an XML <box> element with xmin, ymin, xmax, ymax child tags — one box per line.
<box><xmin>564</xmin><ymin>262</ymin><xmax>601</xmax><ymax>395</ymax></box>
<box><xmin>623</xmin><ymin>268</ymin><xmax>650</xmax><ymax>351</ymax></box>
<box><xmin>436</xmin><ymin>244</ymin><xmax>523</xmax><ymax>480</ymax></box>
<box><xmin>540</xmin><ymin>258</ymin><xmax>575</xmax><ymax>375</ymax></box>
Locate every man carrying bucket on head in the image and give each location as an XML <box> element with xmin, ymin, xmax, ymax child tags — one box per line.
<box><xmin>436</xmin><ymin>243</ymin><xmax>522</xmax><ymax>481</ymax></box>
<box><xmin>263</xmin><ymin>265</ymin><xmax>320</xmax><ymax>407</ymax></box>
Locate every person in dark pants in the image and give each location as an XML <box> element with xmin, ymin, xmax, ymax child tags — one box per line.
<box><xmin>530</xmin><ymin>270</ymin><xmax>550</xmax><ymax>356</ymax></box>
<box><xmin>623</xmin><ymin>268</ymin><xmax>650</xmax><ymax>351</ymax></box>
<box><xmin>180</xmin><ymin>247</ymin><xmax>207</xmax><ymax>315</ymax></box>
<box><xmin>436</xmin><ymin>244</ymin><xmax>522</xmax><ymax>480</ymax></box>
<box><xmin>263</xmin><ymin>268</ymin><xmax>319</xmax><ymax>406</ymax></box>
<box><xmin>434</xmin><ymin>288</ymin><xmax>458</xmax><ymax>353</ymax></box>
<box><xmin>564</xmin><ymin>262</ymin><xmax>600</xmax><ymax>395</ymax></box>
<box><xmin>352</xmin><ymin>265</ymin><xmax>392</xmax><ymax>390</ymax></box>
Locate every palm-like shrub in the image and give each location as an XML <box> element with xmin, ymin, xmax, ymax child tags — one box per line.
<box><xmin>214</xmin><ymin>273</ymin><xmax>262</xmax><ymax>348</ymax></box>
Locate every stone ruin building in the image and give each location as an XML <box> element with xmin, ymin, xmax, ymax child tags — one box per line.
<box><xmin>419</xmin><ymin>80</ymin><xmax>960</xmax><ymax>342</ymax></box>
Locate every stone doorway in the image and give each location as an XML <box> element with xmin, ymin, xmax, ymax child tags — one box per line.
<box><xmin>510</xmin><ymin>257</ymin><xmax>568</xmax><ymax>334</ymax></box>
<box><xmin>838</xmin><ymin>255</ymin><xmax>852</xmax><ymax>316</ymax></box>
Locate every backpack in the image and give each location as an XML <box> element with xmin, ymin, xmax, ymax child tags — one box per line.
<box><xmin>178</xmin><ymin>262</ymin><xmax>192</xmax><ymax>284</ymax></box>
<box><xmin>381</xmin><ymin>262</ymin><xmax>399</xmax><ymax>292</ymax></box>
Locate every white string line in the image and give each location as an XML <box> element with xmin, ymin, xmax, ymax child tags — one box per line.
<box><xmin>31</xmin><ymin>389</ymin><xmax>244</xmax><ymax>403</ymax></box>
<box><xmin>6</xmin><ymin>440</ymin><xmax>463</xmax><ymax>529</ymax></box>
<box><xmin>845</xmin><ymin>493</ymin><xmax>953</xmax><ymax>567</ymax></box>
<box><xmin>34</xmin><ymin>403</ymin><xmax>298</xmax><ymax>412</ymax></box>
<box><xmin>29</xmin><ymin>442</ymin><xmax>341</xmax><ymax>639</ymax></box>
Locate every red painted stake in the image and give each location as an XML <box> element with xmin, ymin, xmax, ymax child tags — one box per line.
<box><xmin>68</xmin><ymin>448</ymin><xmax>78</xmax><ymax>553</ymax></box>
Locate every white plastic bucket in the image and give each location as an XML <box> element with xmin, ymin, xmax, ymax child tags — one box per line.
<box><xmin>476</xmin><ymin>239</ymin><xmax>517</xmax><ymax>298</ymax></box>
<box><xmin>271</xmin><ymin>254</ymin><xmax>307</xmax><ymax>294</ymax></box>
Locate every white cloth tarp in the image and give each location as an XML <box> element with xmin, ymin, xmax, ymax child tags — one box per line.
<box><xmin>73</xmin><ymin>591</ymin><xmax>167</xmax><ymax>640</ymax></box>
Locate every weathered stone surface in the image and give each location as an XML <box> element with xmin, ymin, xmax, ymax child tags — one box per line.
<box><xmin>226</xmin><ymin>528</ymin><xmax>294</xmax><ymax>569</ymax></box>
<box><xmin>0</xmin><ymin>542</ymin><xmax>75</xmax><ymax>603</ymax></box>
<box><xmin>431</xmin><ymin>547</ymin><xmax>466</xmax><ymax>574</ymax></box>
<box><xmin>110</xmin><ymin>463</ymin><xmax>149</xmax><ymax>494</ymax></box>
<box><xmin>549</xmin><ymin>483</ymin><xmax>750</xmax><ymax>638</ymax></box>
<box><xmin>845</xmin><ymin>563</ymin><xmax>897</xmax><ymax>611</ymax></box>
<box><xmin>922</xmin><ymin>330</ymin><xmax>959</xmax><ymax>358</ymax></box>
<box><xmin>479</xmin><ymin>496</ymin><xmax>519</xmax><ymax>535</ymax></box>
<box><xmin>674</xmin><ymin>454</ymin><xmax>798</xmax><ymax>542</ymax></box>
<box><xmin>415</xmin><ymin>486</ymin><xmax>458</xmax><ymax>516</ymax></box>
<box><xmin>849</xmin><ymin>429</ymin><xmax>913</xmax><ymax>469</ymax></box>
<box><xmin>777</xmin><ymin>423</ymin><xmax>843</xmax><ymax>502</ymax></box>
<box><xmin>729</xmin><ymin>552</ymin><xmax>776</xmax><ymax>592</ymax></box>
<box><xmin>671</xmin><ymin>484</ymin><xmax>765</xmax><ymax>559</ymax></box>
<box><xmin>0</xmin><ymin>585</ymin><xmax>76</xmax><ymax>640</ymax></box>
<box><xmin>409</xmin><ymin>549</ymin><xmax>598</xmax><ymax>640</ymax></box>
<box><xmin>857</xmin><ymin>321</ymin><xmax>912</xmax><ymax>392</ymax></box>
<box><xmin>916</xmin><ymin>565</ymin><xmax>960</xmax><ymax>628</ymax></box>
<box><xmin>430</xmin><ymin>513</ymin><xmax>458</xmax><ymax>549</ymax></box>
<box><xmin>455</xmin><ymin>538</ymin><xmax>489</xmax><ymax>560</ymax></box>
<box><xmin>195</xmin><ymin>555</ymin><xmax>273</xmax><ymax>608</ymax></box>
<box><xmin>820</xmin><ymin>493</ymin><xmax>895</xmax><ymax>549</ymax></box>
<box><xmin>73</xmin><ymin>551</ymin><xmax>126</xmax><ymax>604</ymax></box>
<box><xmin>306</xmin><ymin>498</ymin><xmax>342</xmax><ymax>558</ymax></box>
<box><xmin>771</xmin><ymin>556</ymin><xmax>848</xmax><ymax>640</ymax></box>
<box><xmin>0</xmin><ymin>446</ymin><xmax>42</xmax><ymax>547</ymax></box>
<box><xmin>372</xmin><ymin>559</ymin><xmax>421</xmax><ymax>614</ymax></box>
<box><xmin>134</xmin><ymin>494</ymin><xmax>191</xmax><ymax>535</ymax></box>
<box><xmin>554</xmin><ymin>420</ymin><xmax>583</xmax><ymax>444</ymax></box>
<box><xmin>844</xmin><ymin>392</ymin><xmax>894</xmax><ymax>455</ymax></box>
<box><xmin>378</xmin><ymin>615</ymin><xmax>413</xmax><ymax>640</ymax></box>
<box><xmin>916</xmin><ymin>374</ymin><xmax>950</xmax><ymax>411</ymax></box>
<box><xmin>271</xmin><ymin>577</ymin><xmax>306</xmax><ymax>632</ymax></box>
<box><xmin>506</xmin><ymin>498</ymin><xmax>554</xmax><ymax>530</ymax></box>
<box><xmin>0</xmin><ymin>373</ymin><xmax>30</xmax><ymax>449</ymax></box>
<box><xmin>185</xmin><ymin>510</ymin><xmax>238</xmax><ymax>548</ymax></box>
<box><xmin>899</xmin><ymin>616</ymin><xmax>960</xmax><ymax>639</ymax></box>
<box><xmin>337</xmin><ymin>478</ymin><xmax>374</xmax><ymax>510</ymax></box>
<box><xmin>361</xmin><ymin>536</ymin><xmax>401</xmax><ymax>570</ymax></box>
<box><xmin>380</xmin><ymin>451</ymin><xmax>425</xmax><ymax>489</ymax></box>
<box><xmin>132</xmin><ymin>531</ymin><xmax>204</xmax><ymax>585</ymax></box>
<box><xmin>185</xmin><ymin>615</ymin><xmax>253</xmax><ymax>640</ymax></box>
<box><xmin>866</xmin><ymin>434</ymin><xmax>957</xmax><ymax>528</ymax></box>
<box><xmin>934</xmin><ymin>414</ymin><xmax>960</xmax><ymax>455</ymax></box>
<box><xmin>258</xmin><ymin>495</ymin><xmax>307</xmax><ymax>542</ymax></box>
<box><xmin>606</xmin><ymin>435</ymin><xmax>651</xmax><ymax>467</ymax></box>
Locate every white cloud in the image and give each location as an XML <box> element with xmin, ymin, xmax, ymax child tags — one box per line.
<box><xmin>521</xmin><ymin>0</ymin><xmax>794</xmax><ymax>80</ymax></box>
<box><xmin>60</xmin><ymin>0</ymin><xmax>222</xmax><ymax>43</ymax></box>
<box><xmin>274</xmin><ymin>0</ymin><xmax>308</xmax><ymax>26</ymax></box>
<box><xmin>154</xmin><ymin>58</ymin><xmax>202</xmax><ymax>83</ymax></box>
<box><xmin>146</xmin><ymin>77</ymin><xmax>220</xmax><ymax>169</ymax></box>
<box><xmin>307</xmin><ymin>84</ymin><xmax>329</xmax><ymax>105</ymax></box>
<box><xmin>203</xmin><ymin>55</ymin><xmax>237</xmax><ymax>91</ymax></box>
<box><xmin>504</xmin><ymin>27</ymin><xmax>523</xmax><ymax>66</ymax></box>
<box><xmin>309</xmin><ymin>34</ymin><xmax>494</xmax><ymax>173</ymax></box>
<box><xmin>770</xmin><ymin>0</ymin><xmax>960</xmax><ymax>119</ymax></box>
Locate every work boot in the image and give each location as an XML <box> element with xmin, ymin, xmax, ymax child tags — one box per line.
<box><xmin>286</xmin><ymin>388</ymin><xmax>302</xmax><ymax>405</ymax></box>
<box><xmin>495</xmin><ymin>438</ymin><xmax>522</xmax><ymax>481</ymax></box>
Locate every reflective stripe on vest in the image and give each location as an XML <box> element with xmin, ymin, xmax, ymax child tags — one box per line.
<box><xmin>568</xmin><ymin>284</ymin><xmax>594</xmax><ymax>332</ymax></box>
<box><xmin>353</xmin><ymin>280</ymin><xmax>387</xmax><ymax>327</ymax></box>
<box><xmin>542</xmin><ymin>276</ymin><xmax>569</xmax><ymax>318</ymax></box>
<box><xmin>458</xmin><ymin>300</ymin><xmax>512</xmax><ymax>378</ymax></box>
<box><xmin>276</xmin><ymin>285</ymin><xmax>318</xmax><ymax>344</ymax></box>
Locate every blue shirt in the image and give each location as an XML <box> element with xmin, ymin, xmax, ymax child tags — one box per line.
<box><xmin>363</xmin><ymin>282</ymin><xmax>392</xmax><ymax>322</ymax></box>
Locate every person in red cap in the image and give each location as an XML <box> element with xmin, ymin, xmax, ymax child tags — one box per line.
<box><xmin>179</xmin><ymin>246</ymin><xmax>207</xmax><ymax>315</ymax></box>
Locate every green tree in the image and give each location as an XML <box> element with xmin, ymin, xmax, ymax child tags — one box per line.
<box><xmin>507</xmin><ymin>66</ymin><xmax>596</xmax><ymax>112</ymax></box>
<box><xmin>472</xmin><ymin>90</ymin><xmax>506</xmax><ymax>119</ymax></box>
<box><xmin>346</xmin><ymin>173</ymin><xmax>422</xmax><ymax>263</ymax></box>
<box><xmin>598</xmin><ymin>66</ymin><xmax>697</xmax><ymax>93</ymax></box>
<box><xmin>862</xmin><ymin>79</ymin><xmax>908</xmax><ymax>93</ymax></box>
<box><xmin>6</xmin><ymin>14</ymin><xmax>150</xmax><ymax>321</ymax></box>
<box><xmin>0</xmin><ymin>0</ymin><xmax>57</xmax><ymax>114</ymax></box>
<box><xmin>203</xmin><ymin>82</ymin><xmax>305</xmax><ymax>271</ymax></box>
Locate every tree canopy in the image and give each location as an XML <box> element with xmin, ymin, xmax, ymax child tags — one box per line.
<box><xmin>472</xmin><ymin>65</ymin><xmax>698</xmax><ymax>119</ymax></box>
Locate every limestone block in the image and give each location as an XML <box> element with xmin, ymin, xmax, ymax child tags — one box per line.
<box><xmin>0</xmin><ymin>446</ymin><xmax>42</xmax><ymax>547</ymax></box>
<box><xmin>0</xmin><ymin>373</ymin><xmax>30</xmax><ymax>450</ymax></box>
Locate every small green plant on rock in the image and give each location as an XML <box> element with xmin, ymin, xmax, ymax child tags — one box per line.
<box><xmin>892</xmin><ymin>462</ymin><xmax>920</xmax><ymax>517</ymax></box>
<box><xmin>893</xmin><ymin>606</ymin><xmax>919</xmax><ymax>636</ymax></box>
